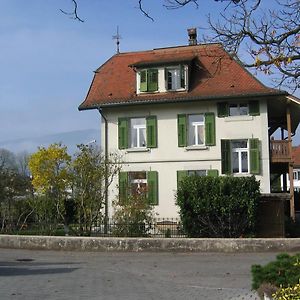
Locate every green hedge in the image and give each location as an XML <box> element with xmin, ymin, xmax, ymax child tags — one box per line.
<box><xmin>176</xmin><ymin>175</ymin><xmax>260</xmax><ymax>237</ymax></box>
<box><xmin>252</xmin><ymin>253</ymin><xmax>300</xmax><ymax>290</ymax></box>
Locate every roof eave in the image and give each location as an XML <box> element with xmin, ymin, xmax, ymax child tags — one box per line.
<box><xmin>79</xmin><ymin>91</ymin><xmax>287</xmax><ymax>110</ymax></box>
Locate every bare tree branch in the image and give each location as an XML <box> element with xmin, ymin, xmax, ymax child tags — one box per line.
<box><xmin>60</xmin><ymin>0</ymin><xmax>84</xmax><ymax>22</ymax></box>
<box><xmin>204</xmin><ymin>0</ymin><xmax>300</xmax><ymax>91</ymax></box>
<box><xmin>138</xmin><ymin>0</ymin><xmax>154</xmax><ymax>22</ymax></box>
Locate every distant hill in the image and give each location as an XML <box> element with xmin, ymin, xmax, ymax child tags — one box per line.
<box><xmin>0</xmin><ymin>129</ymin><xmax>100</xmax><ymax>154</ymax></box>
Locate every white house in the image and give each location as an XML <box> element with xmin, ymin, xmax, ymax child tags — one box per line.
<box><xmin>79</xmin><ymin>29</ymin><xmax>300</xmax><ymax>219</ymax></box>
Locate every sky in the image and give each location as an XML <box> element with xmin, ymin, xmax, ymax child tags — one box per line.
<box><xmin>0</xmin><ymin>0</ymin><xmax>299</xmax><ymax>146</ymax></box>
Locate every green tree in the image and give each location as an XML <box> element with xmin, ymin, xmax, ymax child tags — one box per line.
<box><xmin>72</xmin><ymin>144</ymin><xmax>121</xmax><ymax>236</ymax></box>
<box><xmin>0</xmin><ymin>149</ymin><xmax>32</xmax><ymax>232</ymax></box>
<box><xmin>28</xmin><ymin>143</ymin><xmax>72</xmax><ymax>232</ymax></box>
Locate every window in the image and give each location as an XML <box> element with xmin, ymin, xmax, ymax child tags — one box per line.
<box><xmin>187</xmin><ymin>170</ymin><xmax>207</xmax><ymax>176</ymax></box>
<box><xmin>129</xmin><ymin>172</ymin><xmax>147</xmax><ymax>196</ymax></box>
<box><xmin>177</xmin><ymin>169</ymin><xmax>219</xmax><ymax>186</ymax></box>
<box><xmin>294</xmin><ymin>171</ymin><xmax>300</xmax><ymax>181</ymax></box>
<box><xmin>130</xmin><ymin>118</ymin><xmax>146</xmax><ymax>148</ymax></box>
<box><xmin>166</xmin><ymin>65</ymin><xmax>185</xmax><ymax>90</ymax></box>
<box><xmin>139</xmin><ymin>69</ymin><xmax>158</xmax><ymax>92</ymax></box>
<box><xmin>188</xmin><ymin>114</ymin><xmax>205</xmax><ymax>146</ymax></box>
<box><xmin>178</xmin><ymin>113</ymin><xmax>215</xmax><ymax>147</ymax></box>
<box><xmin>231</xmin><ymin>140</ymin><xmax>249</xmax><ymax>173</ymax></box>
<box><xmin>118</xmin><ymin>116</ymin><xmax>157</xmax><ymax>149</ymax></box>
<box><xmin>138</xmin><ymin>65</ymin><xmax>188</xmax><ymax>94</ymax></box>
<box><xmin>229</xmin><ymin>103</ymin><xmax>249</xmax><ymax>116</ymax></box>
<box><xmin>119</xmin><ymin>171</ymin><xmax>158</xmax><ymax>205</ymax></box>
<box><xmin>221</xmin><ymin>139</ymin><xmax>260</xmax><ymax>175</ymax></box>
<box><xmin>217</xmin><ymin>100</ymin><xmax>260</xmax><ymax>117</ymax></box>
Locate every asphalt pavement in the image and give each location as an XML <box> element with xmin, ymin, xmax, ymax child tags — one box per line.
<box><xmin>0</xmin><ymin>249</ymin><xmax>282</xmax><ymax>300</ymax></box>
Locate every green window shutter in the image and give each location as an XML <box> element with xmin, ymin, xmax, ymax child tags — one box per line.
<box><xmin>147</xmin><ymin>171</ymin><xmax>158</xmax><ymax>205</ymax></box>
<box><xmin>205</xmin><ymin>112</ymin><xmax>216</xmax><ymax>146</ymax></box>
<box><xmin>118</xmin><ymin>118</ymin><xmax>128</xmax><ymax>149</ymax></box>
<box><xmin>177</xmin><ymin>170</ymin><xmax>188</xmax><ymax>187</ymax></box>
<box><xmin>140</xmin><ymin>70</ymin><xmax>147</xmax><ymax>92</ymax></box>
<box><xmin>148</xmin><ymin>69</ymin><xmax>158</xmax><ymax>92</ymax></box>
<box><xmin>249</xmin><ymin>138</ymin><xmax>260</xmax><ymax>174</ymax></box>
<box><xmin>221</xmin><ymin>140</ymin><xmax>231</xmax><ymax>174</ymax></box>
<box><xmin>178</xmin><ymin>114</ymin><xmax>187</xmax><ymax>147</ymax></box>
<box><xmin>180</xmin><ymin>65</ymin><xmax>185</xmax><ymax>89</ymax></box>
<box><xmin>217</xmin><ymin>102</ymin><xmax>229</xmax><ymax>117</ymax></box>
<box><xmin>146</xmin><ymin>116</ymin><xmax>157</xmax><ymax>148</ymax></box>
<box><xmin>249</xmin><ymin>100</ymin><xmax>260</xmax><ymax>116</ymax></box>
<box><xmin>207</xmin><ymin>169</ymin><xmax>219</xmax><ymax>177</ymax></box>
<box><xmin>119</xmin><ymin>172</ymin><xmax>128</xmax><ymax>204</ymax></box>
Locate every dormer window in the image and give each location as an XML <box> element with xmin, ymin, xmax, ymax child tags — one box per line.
<box><xmin>166</xmin><ymin>65</ymin><xmax>186</xmax><ymax>91</ymax></box>
<box><xmin>139</xmin><ymin>69</ymin><xmax>158</xmax><ymax>92</ymax></box>
<box><xmin>137</xmin><ymin>64</ymin><xmax>188</xmax><ymax>94</ymax></box>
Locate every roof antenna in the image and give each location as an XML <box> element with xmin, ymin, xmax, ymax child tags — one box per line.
<box><xmin>112</xmin><ymin>26</ymin><xmax>121</xmax><ymax>54</ymax></box>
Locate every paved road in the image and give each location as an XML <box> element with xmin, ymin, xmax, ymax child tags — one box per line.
<box><xmin>0</xmin><ymin>249</ymin><xmax>283</xmax><ymax>300</ymax></box>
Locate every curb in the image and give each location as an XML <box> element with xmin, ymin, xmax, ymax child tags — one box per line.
<box><xmin>0</xmin><ymin>235</ymin><xmax>300</xmax><ymax>252</ymax></box>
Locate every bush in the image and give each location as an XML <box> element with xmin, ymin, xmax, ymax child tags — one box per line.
<box><xmin>273</xmin><ymin>282</ymin><xmax>300</xmax><ymax>300</ymax></box>
<box><xmin>251</xmin><ymin>253</ymin><xmax>300</xmax><ymax>291</ymax></box>
<box><xmin>176</xmin><ymin>175</ymin><xmax>260</xmax><ymax>238</ymax></box>
<box><xmin>112</xmin><ymin>194</ymin><xmax>155</xmax><ymax>237</ymax></box>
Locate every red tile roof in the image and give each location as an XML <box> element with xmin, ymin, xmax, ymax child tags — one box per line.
<box><xmin>79</xmin><ymin>43</ymin><xmax>283</xmax><ymax>110</ymax></box>
<box><xmin>292</xmin><ymin>146</ymin><xmax>300</xmax><ymax>167</ymax></box>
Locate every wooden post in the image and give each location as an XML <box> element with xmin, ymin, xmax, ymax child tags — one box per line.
<box><xmin>287</xmin><ymin>104</ymin><xmax>295</xmax><ymax>220</ymax></box>
<box><xmin>281</xmin><ymin>128</ymin><xmax>287</xmax><ymax>192</ymax></box>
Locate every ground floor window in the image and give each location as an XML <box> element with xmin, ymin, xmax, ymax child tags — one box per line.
<box><xmin>119</xmin><ymin>171</ymin><xmax>158</xmax><ymax>205</ymax></box>
<box><xmin>177</xmin><ymin>169</ymin><xmax>219</xmax><ymax>186</ymax></box>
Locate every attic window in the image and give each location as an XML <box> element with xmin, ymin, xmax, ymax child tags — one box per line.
<box><xmin>166</xmin><ymin>65</ymin><xmax>186</xmax><ymax>91</ymax></box>
<box><xmin>139</xmin><ymin>69</ymin><xmax>158</xmax><ymax>92</ymax></box>
<box><xmin>137</xmin><ymin>65</ymin><xmax>188</xmax><ymax>94</ymax></box>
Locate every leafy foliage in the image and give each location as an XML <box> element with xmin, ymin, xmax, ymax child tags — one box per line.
<box><xmin>0</xmin><ymin>149</ymin><xmax>32</xmax><ymax>232</ymax></box>
<box><xmin>252</xmin><ymin>253</ymin><xmax>300</xmax><ymax>291</ymax></box>
<box><xmin>72</xmin><ymin>144</ymin><xmax>121</xmax><ymax>235</ymax></box>
<box><xmin>28</xmin><ymin>143</ymin><xmax>72</xmax><ymax>232</ymax></box>
<box><xmin>273</xmin><ymin>282</ymin><xmax>300</xmax><ymax>300</ymax></box>
<box><xmin>176</xmin><ymin>175</ymin><xmax>260</xmax><ymax>237</ymax></box>
<box><xmin>29</xmin><ymin>143</ymin><xmax>72</xmax><ymax>195</ymax></box>
<box><xmin>112</xmin><ymin>193</ymin><xmax>155</xmax><ymax>237</ymax></box>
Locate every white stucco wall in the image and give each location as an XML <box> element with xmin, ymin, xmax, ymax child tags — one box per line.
<box><xmin>102</xmin><ymin>99</ymin><xmax>271</xmax><ymax>218</ymax></box>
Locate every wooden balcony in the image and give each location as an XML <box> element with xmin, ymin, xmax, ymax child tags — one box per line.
<box><xmin>270</xmin><ymin>140</ymin><xmax>291</xmax><ymax>163</ymax></box>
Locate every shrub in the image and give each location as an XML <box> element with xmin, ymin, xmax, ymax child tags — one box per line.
<box><xmin>273</xmin><ymin>282</ymin><xmax>300</xmax><ymax>300</ymax></box>
<box><xmin>176</xmin><ymin>175</ymin><xmax>260</xmax><ymax>237</ymax></box>
<box><xmin>112</xmin><ymin>194</ymin><xmax>155</xmax><ymax>237</ymax></box>
<box><xmin>251</xmin><ymin>253</ymin><xmax>300</xmax><ymax>291</ymax></box>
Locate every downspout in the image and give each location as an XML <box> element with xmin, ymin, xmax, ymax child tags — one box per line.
<box><xmin>98</xmin><ymin>108</ymin><xmax>109</xmax><ymax>234</ymax></box>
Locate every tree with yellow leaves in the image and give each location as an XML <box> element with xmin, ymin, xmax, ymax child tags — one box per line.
<box><xmin>28</xmin><ymin>143</ymin><xmax>72</xmax><ymax>233</ymax></box>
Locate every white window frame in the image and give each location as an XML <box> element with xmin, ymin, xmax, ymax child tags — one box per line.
<box><xmin>231</xmin><ymin>140</ymin><xmax>249</xmax><ymax>174</ymax></box>
<box><xmin>130</xmin><ymin>118</ymin><xmax>146</xmax><ymax>148</ymax></box>
<box><xmin>188</xmin><ymin>114</ymin><xmax>205</xmax><ymax>146</ymax></box>
<box><xmin>165</xmin><ymin>65</ymin><xmax>186</xmax><ymax>91</ymax></box>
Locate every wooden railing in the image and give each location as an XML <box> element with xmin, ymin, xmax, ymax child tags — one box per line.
<box><xmin>270</xmin><ymin>140</ymin><xmax>291</xmax><ymax>163</ymax></box>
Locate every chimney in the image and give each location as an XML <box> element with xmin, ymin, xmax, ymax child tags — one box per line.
<box><xmin>187</xmin><ymin>28</ymin><xmax>197</xmax><ymax>46</ymax></box>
